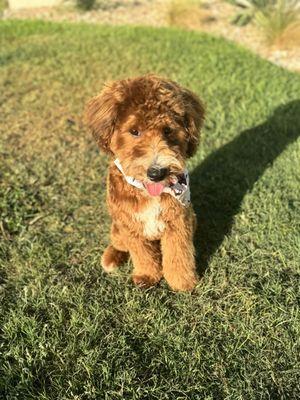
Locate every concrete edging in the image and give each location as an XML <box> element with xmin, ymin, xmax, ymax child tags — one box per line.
<box><xmin>8</xmin><ymin>0</ymin><xmax>62</xmax><ymax>10</ymax></box>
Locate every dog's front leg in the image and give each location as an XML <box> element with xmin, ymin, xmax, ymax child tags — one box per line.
<box><xmin>128</xmin><ymin>239</ymin><xmax>162</xmax><ymax>288</ymax></box>
<box><xmin>161</xmin><ymin>216</ymin><xmax>198</xmax><ymax>292</ymax></box>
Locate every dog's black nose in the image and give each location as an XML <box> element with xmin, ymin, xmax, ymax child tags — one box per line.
<box><xmin>147</xmin><ymin>166</ymin><xmax>169</xmax><ymax>182</ymax></box>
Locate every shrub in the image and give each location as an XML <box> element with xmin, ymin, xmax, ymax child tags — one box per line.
<box><xmin>0</xmin><ymin>0</ymin><xmax>8</xmax><ymax>15</ymax></box>
<box><xmin>255</xmin><ymin>0</ymin><xmax>300</xmax><ymax>44</ymax></box>
<box><xmin>230</xmin><ymin>1</ymin><xmax>272</xmax><ymax>26</ymax></box>
<box><xmin>230</xmin><ymin>0</ymin><xmax>300</xmax><ymax>45</ymax></box>
<box><xmin>166</xmin><ymin>0</ymin><xmax>213</xmax><ymax>29</ymax></box>
<box><xmin>76</xmin><ymin>0</ymin><xmax>96</xmax><ymax>11</ymax></box>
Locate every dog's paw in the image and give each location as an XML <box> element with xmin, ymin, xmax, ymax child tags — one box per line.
<box><xmin>101</xmin><ymin>245</ymin><xmax>128</xmax><ymax>273</ymax></box>
<box><xmin>132</xmin><ymin>274</ymin><xmax>161</xmax><ymax>288</ymax></box>
<box><xmin>165</xmin><ymin>274</ymin><xmax>198</xmax><ymax>292</ymax></box>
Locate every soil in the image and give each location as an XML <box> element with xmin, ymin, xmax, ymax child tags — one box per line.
<box><xmin>2</xmin><ymin>0</ymin><xmax>300</xmax><ymax>72</ymax></box>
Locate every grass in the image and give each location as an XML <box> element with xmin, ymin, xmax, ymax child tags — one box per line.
<box><xmin>0</xmin><ymin>19</ymin><xmax>300</xmax><ymax>399</ymax></box>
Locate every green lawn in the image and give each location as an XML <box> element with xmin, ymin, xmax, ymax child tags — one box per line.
<box><xmin>0</xmin><ymin>20</ymin><xmax>300</xmax><ymax>399</ymax></box>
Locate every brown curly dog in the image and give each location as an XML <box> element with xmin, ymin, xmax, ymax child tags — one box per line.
<box><xmin>85</xmin><ymin>75</ymin><xmax>205</xmax><ymax>291</ymax></box>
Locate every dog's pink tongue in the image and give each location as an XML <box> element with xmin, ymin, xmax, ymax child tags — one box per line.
<box><xmin>145</xmin><ymin>182</ymin><xmax>165</xmax><ymax>196</ymax></box>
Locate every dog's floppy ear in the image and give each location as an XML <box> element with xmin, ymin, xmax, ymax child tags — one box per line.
<box><xmin>85</xmin><ymin>82</ymin><xmax>124</xmax><ymax>154</ymax></box>
<box><xmin>182</xmin><ymin>89</ymin><xmax>205</xmax><ymax>158</ymax></box>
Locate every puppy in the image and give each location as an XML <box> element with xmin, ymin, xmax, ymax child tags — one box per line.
<box><xmin>85</xmin><ymin>75</ymin><xmax>205</xmax><ymax>291</ymax></box>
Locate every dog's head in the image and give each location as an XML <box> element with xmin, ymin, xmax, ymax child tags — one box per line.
<box><xmin>85</xmin><ymin>75</ymin><xmax>204</xmax><ymax>196</ymax></box>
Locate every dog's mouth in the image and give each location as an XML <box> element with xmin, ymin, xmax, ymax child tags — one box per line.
<box><xmin>143</xmin><ymin>182</ymin><xmax>165</xmax><ymax>196</ymax></box>
<box><xmin>143</xmin><ymin>175</ymin><xmax>183</xmax><ymax>197</ymax></box>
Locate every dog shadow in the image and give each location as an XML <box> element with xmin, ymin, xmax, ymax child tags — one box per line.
<box><xmin>190</xmin><ymin>100</ymin><xmax>300</xmax><ymax>275</ymax></box>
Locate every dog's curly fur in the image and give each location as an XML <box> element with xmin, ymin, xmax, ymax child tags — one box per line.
<box><xmin>85</xmin><ymin>75</ymin><xmax>205</xmax><ymax>291</ymax></box>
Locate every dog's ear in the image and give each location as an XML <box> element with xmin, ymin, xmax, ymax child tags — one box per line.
<box><xmin>85</xmin><ymin>82</ymin><xmax>124</xmax><ymax>154</ymax></box>
<box><xmin>182</xmin><ymin>89</ymin><xmax>205</xmax><ymax>158</ymax></box>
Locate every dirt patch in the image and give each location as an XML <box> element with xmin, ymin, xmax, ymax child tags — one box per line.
<box><xmin>2</xmin><ymin>0</ymin><xmax>300</xmax><ymax>72</ymax></box>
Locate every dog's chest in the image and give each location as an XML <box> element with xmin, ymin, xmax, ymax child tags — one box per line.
<box><xmin>135</xmin><ymin>199</ymin><xmax>165</xmax><ymax>239</ymax></box>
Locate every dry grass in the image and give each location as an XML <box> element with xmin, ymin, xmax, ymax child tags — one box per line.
<box><xmin>166</xmin><ymin>0</ymin><xmax>215</xmax><ymax>29</ymax></box>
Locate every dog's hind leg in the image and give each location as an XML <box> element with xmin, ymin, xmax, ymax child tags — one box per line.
<box><xmin>101</xmin><ymin>245</ymin><xmax>129</xmax><ymax>273</ymax></box>
<box><xmin>101</xmin><ymin>223</ymin><xmax>129</xmax><ymax>272</ymax></box>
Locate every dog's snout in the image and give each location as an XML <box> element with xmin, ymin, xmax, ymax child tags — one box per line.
<box><xmin>147</xmin><ymin>166</ymin><xmax>169</xmax><ymax>182</ymax></box>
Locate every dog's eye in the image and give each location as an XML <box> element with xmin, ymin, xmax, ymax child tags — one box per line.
<box><xmin>163</xmin><ymin>126</ymin><xmax>172</xmax><ymax>137</ymax></box>
<box><xmin>130</xmin><ymin>129</ymin><xmax>141</xmax><ymax>137</ymax></box>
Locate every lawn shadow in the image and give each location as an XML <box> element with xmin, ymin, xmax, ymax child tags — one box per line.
<box><xmin>191</xmin><ymin>100</ymin><xmax>300</xmax><ymax>275</ymax></box>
